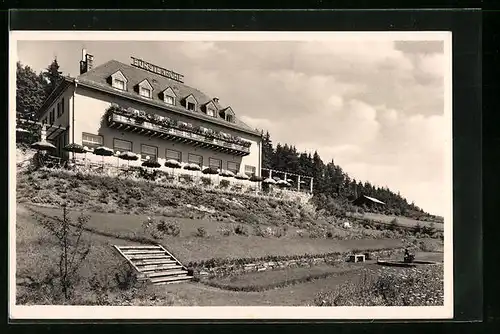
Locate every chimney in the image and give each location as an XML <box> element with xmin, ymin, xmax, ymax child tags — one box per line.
<box><xmin>79</xmin><ymin>48</ymin><xmax>94</xmax><ymax>74</ymax></box>
<box><xmin>213</xmin><ymin>97</ymin><xmax>219</xmax><ymax>103</ymax></box>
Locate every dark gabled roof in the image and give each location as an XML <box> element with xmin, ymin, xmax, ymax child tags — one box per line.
<box><xmin>76</xmin><ymin>59</ymin><xmax>259</xmax><ymax>137</ymax></box>
<box><xmin>36</xmin><ymin>77</ymin><xmax>74</xmax><ymax>119</ymax></box>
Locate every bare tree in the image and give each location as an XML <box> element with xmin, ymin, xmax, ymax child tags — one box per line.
<box><xmin>35</xmin><ymin>204</ymin><xmax>92</xmax><ymax>300</ymax></box>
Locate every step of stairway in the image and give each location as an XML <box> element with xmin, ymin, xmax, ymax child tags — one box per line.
<box><xmin>133</xmin><ymin>259</ymin><xmax>177</xmax><ymax>266</ymax></box>
<box><xmin>127</xmin><ymin>254</ymin><xmax>170</xmax><ymax>260</ymax></box>
<box><xmin>150</xmin><ymin>275</ymin><xmax>193</xmax><ymax>285</ymax></box>
<box><xmin>147</xmin><ymin>270</ymin><xmax>188</xmax><ymax>278</ymax></box>
<box><xmin>118</xmin><ymin>245</ymin><xmax>162</xmax><ymax>250</ymax></box>
<box><xmin>121</xmin><ymin>250</ymin><xmax>167</xmax><ymax>255</ymax></box>
<box><xmin>139</xmin><ymin>264</ymin><xmax>183</xmax><ymax>272</ymax></box>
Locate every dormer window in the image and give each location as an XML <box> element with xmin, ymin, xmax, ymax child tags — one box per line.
<box><xmin>137</xmin><ymin>79</ymin><xmax>153</xmax><ymax>99</ymax></box>
<box><xmin>183</xmin><ymin>94</ymin><xmax>198</xmax><ymax>112</ymax></box>
<box><xmin>203</xmin><ymin>101</ymin><xmax>217</xmax><ymax>117</ymax></box>
<box><xmin>114</xmin><ymin>79</ymin><xmax>125</xmax><ymax>90</ymax></box>
<box><xmin>165</xmin><ymin>95</ymin><xmax>174</xmax><ymax>105</ymax></box>
<box><xmin>140</xmin><ymin>86</ymin><xmax>152</xmax><ymax>98</ymax></box>
<box><xmin>221</xmin><ymin>107</ymin><xmax>236</xmax><ymax>123</ymax></box>
<box><xmin>109</xmin><ymin>70</ymin><xmax>128</xmax><ymax>90</ymax></box>
<box><xmin>161</xmin><ymin>87</ymin><xmax>176</xmax><ymax>105</ymax></box>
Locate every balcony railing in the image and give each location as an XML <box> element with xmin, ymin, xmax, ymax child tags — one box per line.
<box><xmin>107</xmin><ymin>112</ymin><xmax>251</xmax><ymax>156</ymax></box>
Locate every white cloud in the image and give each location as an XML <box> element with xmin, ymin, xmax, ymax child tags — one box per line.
<box><xmin>418</xmin><ymin>53</ymin><xmax>445</xmax><ymax>78</ymax></box>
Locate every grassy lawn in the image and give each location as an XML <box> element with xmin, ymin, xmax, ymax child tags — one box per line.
<box><xmin>25</xmin><ymin>204</ymin><xmax>405</xmax><ymax>263</ymax></box>
<box><xmin>356</xmin><ymin>212</ymin><xmax>444</xmax><ymax>231</ymax></box>
<box><xmin>204</xmin><ymin>262</ymin><xmax>368</xmax><ymax>291</ymax></box>
<box><xmin>156</xmin><ymin>270</ymin><xmax>374</xmax><ymax>306</ymax></box>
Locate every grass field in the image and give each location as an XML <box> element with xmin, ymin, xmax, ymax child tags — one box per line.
<box><xmin>350</xmin><ymin>212</ymin><xmax>444</xmax><ymax>231</ymax></box>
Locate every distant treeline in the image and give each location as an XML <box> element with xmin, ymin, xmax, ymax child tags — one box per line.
<box><xmin>259</xmin><ymin>130</ymin><xmax>443</xmax><ymax>223</ymax></box>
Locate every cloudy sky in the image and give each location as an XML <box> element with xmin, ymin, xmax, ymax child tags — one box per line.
<box><xmin>16</xmin><ymin>36</ymin><xmax>449</xmax><ymax>215</ymax></box>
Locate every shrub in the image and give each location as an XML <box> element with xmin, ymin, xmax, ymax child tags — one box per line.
<box><xmin>309</xmin><ymin>229</ymin><xmax>324</xmax><ymax>239</ymax></box>
<box><xmin>421</xmin><ymin>223</ymin><xmax>436</xmax><ymax>237</ymax></box>
<box><xmin>253</xmin><ymin>226</ymin><xmax>267</xmax><ymax>237</ymax></box>
<box><xmin>314</xmin><ymin>265</ymin><xmax>444</xmax><ymax>306</ymax></box>
<box><xmin>180</xmin><ymin>174</ymin><xmax>194</xmax><ymax>183</ymax></box>
<box><xmin>234</xmin><ymin>224</ymin><xmax>249</xmax><ymax>236</ymax></box>
<box><xmin>200</xmin><ymin>177</ymin><xmax>212</xmax><ymax>186</ymax></box>
<box><xmin>195</xmin><ymin>227</ymin><xmax>208</xmax><ymax>238</ymax></box>
<box><xmin>142</xmin><ymin>218</ymin><xmax>180</xmax><ymax>238</ymax></box>
<box><xmin>389</xmin><ymin>218</ymin><xmax>400</xmax><ymax>231</ymax></box>
<box><xmin>219</xmin><ymin>179</ymin><xmax>230</xmax><ymax>188</ymax></box>
<box><xmin>157</xmin><ymin>219</ymin><xmax>181</xmax><ymax>237</ymax></box>
<box><xmin>218</xmin><ymin>225</ymin><xmax>232</xmax><ymax>237</ymax></box>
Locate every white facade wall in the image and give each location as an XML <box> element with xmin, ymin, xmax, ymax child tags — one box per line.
<box><xmin>71</xmin><ymin>86</ymin><xmax>262</xmax><ymax>176</ymax></box>
<box><xmin>38</xmin><ymin>86</ymin><xmax>74</xmax><ymax>159</ymax></box>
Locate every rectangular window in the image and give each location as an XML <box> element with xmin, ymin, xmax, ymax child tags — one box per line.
<box><xmin>49</xmin><ymin>109</ymin><xmax>55</xmax><ymax>124</ymax></box>
<box><xmin>209</xmin><ymin>158</ymin><xmax>222</xmax><ymax>170</ymax></box>
<box><xmin>57</xmin><ymin>102</ymin><xmax>61</xmax><ymax>117</ymax></box>
<box><xmin>61</xmin><ymin>98</ymin><xmax>65</xmax><ymax>116</ymax></box>
<box><xmin>244</xmin><ymin>165</ymin><xmax>256</xmax><ymax>176</ymax></box>
<box><xmin>227</xmin><ymin>161</ymin><xmax>240</xmax><ymax>174</ymax></box>
<box><xmin>187</xmin><ymin>102</ymin><xmax>196</xmax><ymax>111</ymax></box>
<box><xmin>82</xmin><ymin>132</ymin><xmax>103</xmax><ymax>149</ymax></box>
<box><xmin>113</xmin><ymin>138</ymin><xmax>132</xmax><ymax>153</ymax></box>
<box><xmin>140</xmin><ymin>87</ymin><xmax>152</xmax><ymax>98</ymax></box>
<box><xmin>113</xmin><ymin>79</ymin><xmax>125</xmax><ymax>90</ymax></box>
<box><xmin>206</xmin><ymin>109</ymin><xmax>215</xmax><ymax>117</ymax></box>
<box><xmin>166</xmin><ymin>149</ymin><xmax>182</xmax><ymax>162</ymax></box>
<box><xmin>188</xmin><ymin>153</ymin><xmax>203</xmax><ymax>167</ymax></box>
<box><xmin>164</xmin><ymin>95</ymin><xmax>174</xmax><ymax>105</ymax></box>
<box><xmin>42</xmin><ymin>117</ymin><xmax>47</xmax><ymax>125</ymax></box>
<box><xmin>141</xmin><ymin>144</ymin><xmax>158</xmax><ymax>160</ymax></box>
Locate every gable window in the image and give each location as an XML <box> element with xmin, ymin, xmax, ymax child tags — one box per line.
<box><xmin>113</xmin><ymin>138</ymin><xmax>132</xmax><ymax>153</ymax></box>
<box><xmin>188</xmin><ymin>153</ymin><xmax>203</xmax><ymax>168</ymax></box>
<box><xmin>61</xmin><ymin>98</ymin><xmax>65</xmax><ymax>116</ymax></box>
<box><xmin>244</xmin><ymin>165</ymin><xmax>256</xmax><ymax>176</ymax></box>
<box><xmin>226</xmin><ymin>114</ymin><xmax>234</xmax><ymax>123</ymax></box>
<box><xmin>187</xmin><ymin>102</ymin><xmax>196</xmax><ymax>111</ymax></box>
<box><xmin>209</xmin><ymin>158</ymin><xmax>222</xmax><ymax>170</ymax></box>
<box><xmin>140</xmin><ymin>86</ymin><xmax>152</xmax><ymax>98</ymax></box>
<box><xmin>162</xmin><ymin>87</ymin><xmax>177</xmax><ymax>105</ymax></box>
<box><xmin>57</xmin><ymin>102</ymin><xmax>61</xmax><ymax>117</ymax></box>
<box><xmin>113</xmin><ymin>78</ymin><xmax>125</xmax><ymax>90</ymax></box>
<box><xmin>166</xmin><ymin>149</ymin><xmax>182</xmax><ymax>162</ymax></box>
<box><xmin>206</xmin><ymin>108</ymin><xmax>215</xmax><ymax>117</ymax></box>
<box><xmin>165</xmin><ymin>95</ymin><xmax>175</xmax><ymax>105</ymax></box>
<box><xmin>141</xmin><ymin>144</ymin><xmax>158</xmax><ymax>161</ymax></box>
<box><xmin>227</xmin><ymin>161</ymin><xmax>240</xmax><ymax>175</ymax></box>
<box><xmin>82</xmin><ymin>132</ymin><xmax>103</xmax><ymax>149</ymax></box>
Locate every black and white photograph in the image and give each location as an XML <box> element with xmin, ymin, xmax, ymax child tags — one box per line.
<box><xmin>10</xmin><ymin>31</ymin><xmax>453</xmax><ymax>319</ymax></box>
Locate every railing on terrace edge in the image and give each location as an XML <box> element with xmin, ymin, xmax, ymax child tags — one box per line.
<box><xmin>108</xmin><ymin>112</ymin><xmax>250</xmax><ymax>155</ymax></box>
<box><xmin>43</xmin><ymin>165</ymin><xmax>313</xmax><ymax>202</ymax></box>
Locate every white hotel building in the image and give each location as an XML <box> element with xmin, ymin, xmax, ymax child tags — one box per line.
<box><xmin>36</xmin><ymin>50</ymin><xmax>263</xmax><ymax>177</ymax></box>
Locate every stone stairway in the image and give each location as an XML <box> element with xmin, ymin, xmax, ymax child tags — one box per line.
<box><xmin>114</xmin><ymin>244</ymin><xmax>193</xmax><ymax>285</ymax></box>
